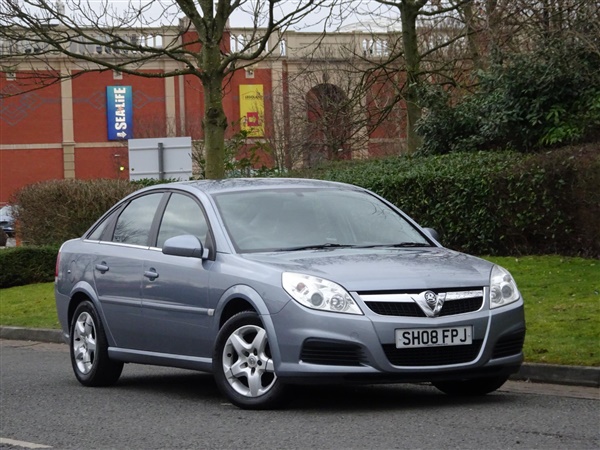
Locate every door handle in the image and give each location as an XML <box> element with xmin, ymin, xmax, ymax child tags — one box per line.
<box><xmin>144</xmin><ymin>269</ymin><xmax>159</xmax><ymax>281</ymax></box>
<box><xmin>95</xmin><ymin>263</ymin><xmax>109</xmax><ymax>273</ymax></box>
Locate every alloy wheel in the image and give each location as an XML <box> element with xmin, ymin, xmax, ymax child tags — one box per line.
<box><xmin>222</xmin><ymin>324</ymin><xmax>277</xmax><ymax>397</ymax></box>
<box><xmin>72</xmin><ymin>311</ymin><xmax>97</xmax><ymax>375</ymax></box>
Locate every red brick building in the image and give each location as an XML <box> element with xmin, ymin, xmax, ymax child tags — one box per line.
<box><xmin>0</xmin><ymin>27</ymin><xmax>406</xmax><ymax>204</ymax></box>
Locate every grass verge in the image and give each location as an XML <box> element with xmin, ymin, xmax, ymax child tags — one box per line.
<box><xmin>484</xmin><ymin>256</ymin><xmax>599</xmax><ymax>367</ymax></box>
<box><xmin>0</xmin><ymin>282</ymin><xmax>59</xmax><ymax>329</ymax></box>
<box><xmin>0</xmin><ymin>256</ymin><xmax>598</xmax><ymax>366</ymax></box>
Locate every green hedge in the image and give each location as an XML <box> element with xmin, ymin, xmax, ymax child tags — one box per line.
<box><xmin>9</xmin><ymin>178</ymin><xmax>179</xmax><ymax>247</ymax></box>
<box><xmin>10</xmin><ymin>179</ymin><xmax>139</xmax><ymax>246</ymax></box>
<box><xmin>295</xmin><ymin>145</ymin><xmax>600</xmax><ymax>257</ymax></box>
<box><xmin>0</xmin><ymin>246</ymin><xmax>58</xmax><ymax>288</ymax></box>
<box><xmin>5</xmin><ymin>147</ymin><xmax>599</xmax><ymax>270</ymax></box>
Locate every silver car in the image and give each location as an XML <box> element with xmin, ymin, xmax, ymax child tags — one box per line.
<box><xmin>55</xmin><ymin>178</ymin><xmax>525</xmax><ymax>409</ymax></box>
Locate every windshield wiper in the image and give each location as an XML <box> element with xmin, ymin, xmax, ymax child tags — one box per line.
<box><xmin>276</xmin><ymin>243</ymin><xmax>357</xmax><ymax>252</ymax></box>
<box><xmin>357</xmin><ymin>242</ymin><xmax>432</xmax><ymax>248</ymax></box>
<box><xmin>276</xmin><ymin>242</ymin><xmax>432</xmax><ymax>252</ymax></box>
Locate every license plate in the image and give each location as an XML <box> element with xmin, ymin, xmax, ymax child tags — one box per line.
<box><xmin>395</xmin><ymin>326</ymin><xmax>473</xmax><ymax>348</ymax></box>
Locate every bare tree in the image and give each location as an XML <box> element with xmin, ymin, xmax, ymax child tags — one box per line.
<box><xmin>354</xmin><ymin>0</ymin><xmax>473</xmax><ymax>153</ymax></box>
<box><xmin>286</xmin><ymin>47</ymin><xmax>368</xmax><ymax>166</ymax></box>
<box><xmin>356</xmin><ymin>1</ymin><xmax>600</xmax><ymax>153</ymax></box>
<box><xmin>0</xmin><ymin>0</ymin><xmax>338</xmax><ymax>178</ymax></box>
<box><xmin>453</xmin><ymin>1</ymin><xmax>600</xmax><ymax>67</ymax></box>
<box><xmin>260</xmin><ymin>38</ymin><xmax>406</xmax><ymax>168</ymax></box>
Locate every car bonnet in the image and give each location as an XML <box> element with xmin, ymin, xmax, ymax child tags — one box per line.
<box><xmin>240</xmin><ymin>247</ymin><xmax>492</xmax><ymax>292</ymax></box>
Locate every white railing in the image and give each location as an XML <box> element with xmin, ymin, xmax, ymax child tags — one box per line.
<box><xmin>2</xmin><ymin>26</ymin><xmax>461</xmax><ymax>61</ymax></box>
<box><xmin>0</xmin><ymin>27</ymin><xmax>175</xmax><ymax>57</ymax></box>
<box><xmin>228</xmin><ymin>28</ymin><xmax>400</xmax><ymax>60</ymax></box>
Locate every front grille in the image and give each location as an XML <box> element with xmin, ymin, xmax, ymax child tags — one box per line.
<box><xmin>362</xmin><ymin>289</ymin><xmax>484</xmax><ymax>318</ymax></box>
<box><xmin>439</xmin><ymin>297</ymin><xmax>483</xmax><ymax>316</ymax></box>
<box><xmin>492</xmin><ymin>330</ymin><xmax>526</xmax><ymax>359</ymax></box>
<box><xmin>367</xmin><ymin>302</ymin><xmax>424</xmax><ymax>317</ymax></box>
<box><xmin>301</xmin><ymin>340</ymin><xmax>365</xmax><ymax>366</ymax></box>
<box><xmin>382</xmin><ymin>340</ymin><xmax>483</xmax><ymax>367</ymax></box>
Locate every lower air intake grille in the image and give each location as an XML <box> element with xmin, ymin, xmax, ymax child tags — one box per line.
<box><xmin>301</xmin><ymin>340</ymin><xmax>365</xmax><ymax>366</ymax></box>
<box><xmin>382</xmin><ymin>340</ymin><xmax>483</xmax><ymax>367</ymax></box>
<box><xmin>492</xmin><ymin>330</ymin><xmax>526</xmax><ymax>359</ymax></box>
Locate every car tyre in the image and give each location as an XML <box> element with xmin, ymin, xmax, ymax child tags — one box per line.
<box><xmin>213</xmin><ymin>311</ymin><xmax>289</xmax><ymax>409</ymax></box>
<box><xmin>433</xmin><ymin>375</ymin><xmax>509</xmax><ymax>396</ymax></box>
<box><xmin>70</xmin><ymin>301</ymin><xmax>123</xmax><ymax>387</ymax></box>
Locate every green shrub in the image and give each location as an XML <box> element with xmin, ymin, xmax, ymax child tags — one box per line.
<box><xmin>130</xmin><ymin>178</ymin><xmax>181</xmax><ymax>188</ymax></box>
<box><xmin>10</xmin><ymin>179</ymin><xmax>138</xmax><ymax>246</ymax></box>
<box><xmin>294</xmin><ymin>145</ymin><xmax>600</xmax><ymax>257</ymax></box>
<box><xmin>0</xmin><ymin>246</ymin><xmax>58</xmax><ymax>288</ymax></box>
<box><xmin>6</xmin><ymin>149</ymin><xmax>599</xmax><ymax>258</ymax></box>
<box><xmin>417</xmin><ymin>42</ymin><xmax>600</xmax><ymax>154</ymax></box>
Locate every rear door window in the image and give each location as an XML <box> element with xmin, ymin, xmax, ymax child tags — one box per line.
<box><xmin>113</xmin><ymin>193</ymin><xmax>163</xmax><ymax>246</ymax></box>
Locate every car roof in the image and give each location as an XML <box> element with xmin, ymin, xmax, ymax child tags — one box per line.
<box><xmin>163</xmin><ymin>178</ymin><xmax>363</xmax><ymax>195</ymax></box>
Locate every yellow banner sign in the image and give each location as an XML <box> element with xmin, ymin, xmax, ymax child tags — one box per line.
<box><xmin>239</xmin><ymin>84</ymin><xmax>264</xmax><ymax>137</ymax></box>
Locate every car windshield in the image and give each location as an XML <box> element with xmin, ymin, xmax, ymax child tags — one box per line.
<box><xmin>213</xmin><ymin>188</ymin><xmax>430</xmax><ymax>253</ymax></box>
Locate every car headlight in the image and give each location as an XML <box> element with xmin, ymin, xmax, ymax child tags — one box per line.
<box><xmin>489</xmin><ymin>265</ymin><xmax>520</xmax><ymax>309</ymax></box>
<box><xmin>282</xmin><ymin>272</ymin><xmax>363</xmax><ymax>315</ymax></box>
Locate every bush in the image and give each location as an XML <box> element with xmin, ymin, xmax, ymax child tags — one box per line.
<box><xmin>10</xmin><ymin>179</ymin><xmax>139</xmax><ymax>246</ymax></box>
<box><xmin>0</xmin><ymin>246</ymin><xmax>58</xmax><ymax>288</ymax></box>
<box><xmin>417</xmin><ymin>42</ymin><xmax>600</xmax><ymax>154</ymax></box>
<box><xmin>6</xmin><ymin>149</ymin><xmax>599</xmax><ymax>260</ymax></box>
<box><xmin>294</xmin><ymin>145</ymin><xmax>600</xmax><ymax>257</ymax></box>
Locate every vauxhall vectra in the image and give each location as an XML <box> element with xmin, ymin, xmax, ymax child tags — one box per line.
<box><xmin>55</xmin><ymin>178</ymin><xmax>525</xmax><ymax>409</ymax></box>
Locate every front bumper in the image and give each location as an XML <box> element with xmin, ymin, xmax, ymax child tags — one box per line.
<box><xmin>269</xmin><ymin>295</ymin><xmax>525</xmax><ymax>383</ymax></box>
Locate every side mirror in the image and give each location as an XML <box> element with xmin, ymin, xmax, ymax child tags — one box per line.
<box><xmin>162</xmin><ymin>235</ymin><xmax>205</xmax><ymax>259</ymax></box>
<box><xmin>423</xmin><ymin>227</ymin><xmax>440</xmax><ymax>242</ymax></box>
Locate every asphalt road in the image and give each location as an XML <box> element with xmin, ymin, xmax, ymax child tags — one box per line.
<box><xmin>1</xmin><ymin>340</ymin><xmax>598</xmax><ymax>450</ymax></box>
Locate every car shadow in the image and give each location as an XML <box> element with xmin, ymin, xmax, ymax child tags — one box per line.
<box><xmin>107</xmin><ymin>367</ymin><xmax>514</xmax><ymax>410</ymax></box>
<box><xmin>286</xmin><ymin>383</ymin><xmax>514</xmax><ymax>411</ymax></box>
<box><xmin>114</xmin><ymin>368</ymin><xmax>223</xmax><ymax>402</ymax></box>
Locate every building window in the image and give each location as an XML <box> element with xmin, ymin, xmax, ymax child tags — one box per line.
<box><xmin>245</xmin><ymin>68</ymin><xmax>255</xmax><ymax>79</ymax></box>
<box><xmin>280</xmin><ymin>39</ymin><xmax>286</xmax><ymax>57</ymax></box>
<box><xmin>6</xmin><ymin>72</ymin><xmax>16</xmax><ymax>81</ymax></box>
<box><xmin>113</xmin><ymin>70</ymin><xmax>123</xmax><ymax>80</ymax></box>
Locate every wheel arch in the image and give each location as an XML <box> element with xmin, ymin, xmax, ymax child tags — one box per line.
<box><xmin>213</xmin><ymin>284</ymin><xmax>282</xmax><ymax>367</ymax></box>
<box><xmin>66</xmin><ymin>282</ymin><xmax>116</xmax><ymax>346</ymax></box>
<box><xmin>219</xmin><ymin>298</ymin><xmax>257</xmax><ymax>328</ymax></box>
<box><xmin>214</xmin><ymin>284</ymin><xmax>270</xmax><ymax>326</ymax></box>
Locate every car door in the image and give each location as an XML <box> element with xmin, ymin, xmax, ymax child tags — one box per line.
<box><xmin>140</xmin><ymin>192</ymin><xmax>214</xmax><ymax>357</ymax></box>
<box><xmin>92</xmin><ymin>192</ymin><xmax>164</xmax><ymax>350</ymax></box>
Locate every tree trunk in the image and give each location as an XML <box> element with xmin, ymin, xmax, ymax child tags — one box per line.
<box><xmin>201</xmin><ymin>44</ymin><xmax>228</xmax><ymax>179</ymax></box>
<box><xmin>462</xmin><ymin>0</ymin><xmax>482</xmax><ymax>71</ymax></box>
<box><xmin>485</xmin><ymin>0</ymin><xmax>502</xmax><ymax>64</ymax></box>
<box><xmin>401</xmin><ymin>1</ymin><xmax>423</xmax><ymax>153</ymax></box>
